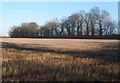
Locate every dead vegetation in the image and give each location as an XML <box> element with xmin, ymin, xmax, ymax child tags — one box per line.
<box><xmin>1</xmin><ymin>38</ymin><xmax>120</xmax><ymax>81</ymax></box>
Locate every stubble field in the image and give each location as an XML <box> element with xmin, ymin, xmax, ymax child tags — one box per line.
<box><xmin>1</xmin><ymin>38</ymin><xmax>120</xmax><ymax>81</ymax></box>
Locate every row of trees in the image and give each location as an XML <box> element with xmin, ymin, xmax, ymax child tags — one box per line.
<box><xmin>9</xmin><ymin>7</ymin><xmax>117</xmax><ymax>38</ymax></box>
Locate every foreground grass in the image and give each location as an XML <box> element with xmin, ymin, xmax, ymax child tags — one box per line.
<box><xmin>2</xmin><ymin>38</ymin><xmax>120</xmax><ymax>81</ymax></box>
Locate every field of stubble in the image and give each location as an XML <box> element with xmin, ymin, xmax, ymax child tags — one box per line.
<box><xmin>1</xmin><ymin>38</ymin><xmax>120</xmax><ymax>81</ymax></box>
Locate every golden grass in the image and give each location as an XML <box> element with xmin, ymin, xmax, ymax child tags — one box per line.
<box><xmin>1</xmin><ymin>38</ymin><xmax>120</xmax><ymax>81</ymax></box>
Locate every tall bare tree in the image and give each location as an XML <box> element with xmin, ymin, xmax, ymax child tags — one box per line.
<box><xmin>89</xmin><ymin>7</ymin><xmax>100</xmax><ymax>36</ymax></box>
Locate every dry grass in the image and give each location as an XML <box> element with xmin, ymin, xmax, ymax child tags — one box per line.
<box><xmin>1</xmin><ymin>38</ymin><xmax>120</xmax><ymax>81</ymax></box>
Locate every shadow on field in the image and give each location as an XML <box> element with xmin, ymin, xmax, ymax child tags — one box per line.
<box><xmin>2</xmin><ymin>42</ymin><xmax>119</xmax><ymax>63</ymax></box>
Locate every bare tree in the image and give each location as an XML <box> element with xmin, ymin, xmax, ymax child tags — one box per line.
<box><xmin>76</xmin><ymin>10</ymin><xmax>86</xmax><ymax>36</ymax></box>
<box><xmin>59</xmin><ymin>19</ymin><xmax>66</xmax><ymax>36</ymax></box>
<box><xmin>68</xmin><ymin>14</ymin><xmax>78</xmax><ymax>36</ymax></box>
<box><xmin>97</xmin><ymin>10</ymin><xmax>110</xmax><ymax>36</ymax></box>
<box><xmin>103</xmin><ymin>19</ymin><xmax>116</xmax><ymax>35</ymax></box>
<box><xmin>89</xmin><ymin>7</ymin><xmax>100</xmax><ymax>36</ymax></box>
<box><xmin>84</xmin><ymin>13</ymin><xmax>91</xmax><ymax>36</ymax></box>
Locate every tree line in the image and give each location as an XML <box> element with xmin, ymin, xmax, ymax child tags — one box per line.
<box><xmin>9</xmin><ymin>7</ymin><xmax>118</xmax><ymax>38</ymax></box>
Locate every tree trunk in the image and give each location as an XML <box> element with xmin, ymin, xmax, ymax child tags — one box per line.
<box><xmin>99</xmin><ymin>21</ymin><xmax>103</xmax><ymax>36</ymax></box>
<box><xmin>90</xmin><ymin>21</ymin><xmax>95</xmax><ymax>36</ymax></box>
<box><xmin>86</xmin><ymin>22</ymin><xmax>89</xmax><ymax>36</ymax></box>
<box><xmin>60</xmin><ymin>24</ymin><xmax>64</xmax><ymax>36</ymax></box>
